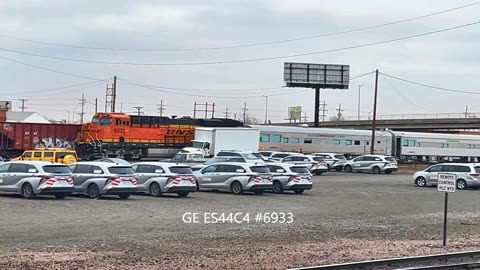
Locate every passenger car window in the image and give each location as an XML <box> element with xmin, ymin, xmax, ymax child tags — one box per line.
<box><xmin>202</xmin><ymin>165</ymin><xmax>216</xmax><ymax>173</ymax></box>
<box><xmin>353</xmin><ymin>157</ymin><xmax>364</xmax><ymax>162</ymax></box>
<box><xmin>374</xmin><ymin>158</ymin><xmax>382</xmax><ymax>161</ymax></box>
<box><xmin>428</xmin><ymin>165</ymin><xmax>442</xmax><ymax>173</ymax></box>
<box><xmin>43</xmin><ymin>165</ymin><xmax>70</xmax><ymax>174</ymax></box>
<box><xmin>74</xmin><ymin>165</ymin><xmax>92</xmax><ymax>174</ymax></box>
<box><xmin>0</xmin><ymin>163</ymin><xmax>10</xmax><ymax>173</ymax></box>
<box><xmin>8</xmin><ymin>163</ymin><xmax>28</xmax><ymax>173</ymax></box>
<box><xmin>250</xmin><ymin>166</ymin><xmax>269</xmax><ymax>173</ymax></box>
<box><xmin>267</xmin><ymin>165</ymin><xmax>285</xmax><ymax>173</ymax></box>
<box><xmin>23</xmin><ymin>152</ymin><xmax>32</xmax><ymax>158</ymax></box>
<box><xmin>43</xmin><ymin>152</ymin><xmax>54</xmax><ymax>158</ymax></box>
<box><xmin>283</xmin><ymin>157</ymin><xmax>292</xmax><ymax>162</ymax></box>
<box><xmin>169</xmin><ymin>166</ymin><xmax>193</xmax><ymax>174</ymax></box>
<box><xmin>290</xmin><ymin>166</ymin><xmax>310</xmax><ymax>174</ymax></box>
<box><xmin>452</xmin><ymin>165</ymin><xmax>471</xmax><ymax>173</ymax></box>
<box><xmin>136</xmin><ymin>165</ymin><xmax>155</xmax><ymax>173</ymax></box>
<box><xmin>108</xmin><ymin>167</ymin><xmax>133</xmax><ymax>174</ymax></box>
<box><xmin>153</xmin><ymin>166</ymin><xmax>165</xmax><ymax>173</ymax></box>
<box><xmin>217</xmin><ymin>152</ymin><xmax>240</xmax><ymax>157</ymax></box>
<box><xmin>34</xmin><ymin>152</ymin><xmax>42</xmax><ymax>158</ymax></box>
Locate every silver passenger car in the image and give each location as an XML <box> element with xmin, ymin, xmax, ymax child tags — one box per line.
<box><xmin>69</xmin><ymin>162</ymin><xmax>137</xmax><ymax>199</ymax></box>
<box><xmin>191</xmin><ymin>156</ymin><xmax>247</xmax><ymax>171</ymax></box>
<box><xmin>311</xmin><ymin>153</ymin><xmax>347</xmax><ymax>171</ymax></box>
<box><xmin>132</xmin><ymin>162</ymin><xmax>196</xmax><ymax>197</ymax></box>
<box><xmin>343</xmin><ymin>155</ymin><xmax>398</xmax><ymax>174</ymax></box>
<box><xmin>194</xmin><ymin>162</ymin><xmax>273</xmax><ymax>194</ymax></box>
<box><xmin>413</xmin><ymin>163</ymin><xmax>480</xmax><ymax>190</ymax></box>
<box><xmin>0</xmin><ymin>161</ymin><xmax>74</xmax><ymax>199</ymax></box>
<box><xmin>281</xmin><ymin>155</ymin><xmax>329</xmax><ymax>175</ymax></box>
<box><xmin>266</xmin><ymin>163</ymin><xmax>312</xmax><ymax>194</ymax></box>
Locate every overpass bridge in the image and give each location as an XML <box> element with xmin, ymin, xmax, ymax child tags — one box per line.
<box><xmin>274</xmin><ymin>118</ymin><xmax>480</xmax><ymax>131</ymax></box>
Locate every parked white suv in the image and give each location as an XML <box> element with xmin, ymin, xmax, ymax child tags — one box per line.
<box><xmin>312</xmin><ymin>153</ymin><xmax>347</xmax><ymax>171</ymax></box>
<box><xmin>343</xmin><ymin>155</ymin><xmax>398</xmax><ymax>174</ymax></box>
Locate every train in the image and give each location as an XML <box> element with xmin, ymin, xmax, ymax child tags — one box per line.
<box><xmin>76</xmin><ymin>113</ymin><xmax>243</xmax><ymax>159</ymax></box>
<box><xmin>0</xmin><ymin>122</ymin><xmax>81</xmax><ymax>158</ymax></box>
<box><xmin>252</xmin><ymin>125</ymin><xmax>480</xmax><ymax>163</ymax></box>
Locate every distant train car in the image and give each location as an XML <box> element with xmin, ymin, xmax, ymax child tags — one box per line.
<box><xmin>77</xmin><ymin>113</ymin><xmax>243</xmax><ymax>159</ymax></box>
<box><xmin>253</xmin><ymin>125</ymin><xmax>480</xmax><ymax>163</ymax></box>
<box><xmin>0</xmin><ymin>122</ymin><xmax>80</xmax><ymax>158</ymax></box>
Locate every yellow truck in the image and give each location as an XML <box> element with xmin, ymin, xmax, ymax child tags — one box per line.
<box><xmin>14</xmin><ymin>148</ymin><xmax>78</xmax><ymax>164</ymax></box>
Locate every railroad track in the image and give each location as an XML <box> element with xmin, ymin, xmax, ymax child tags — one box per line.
<box><xmin>291</xmin><ymin>250</ymin><xmax>480</xmax><ymax>270</ymax></box>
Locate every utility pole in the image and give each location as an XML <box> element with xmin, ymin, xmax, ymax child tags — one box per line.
<box><xmin>157</xmin><ymin>100</ymin><xmax>165</xmax><ymax>117</ymax></box>
<box><xmin>370</xmin><ymin>69</ymin><xmax>379</xmax><ymax>155</ymax></box>
<box><xmin>464</xmin><ymin>105</ymin><xmax>469</xmax><ymax>118</ymax></box>
<box><xmin>112</xmin><ymin>76</ymin><xmax>117</xmax><ymax>112</ymax></box>
<box><xmin>357</xmin><ymin>84</ymin><xmax>363</xmax><ymax>122</ymax></box>
<box><xmin>78</xmin><ymin>94</ymin><xmax>86</xmax><ymax>125</ymax></box>
<box><xmin>320</xmin><ymin>101</ymin><xmax>328</xmax><ymax>122</ymax></box>
<box><xmin>263</xmin><ymin>96</ymin><xmax>268</xmax><ymax>124</ymax></box>
<box><xmin>241</xmin><ymin>102</ymin><xmax>248</xmax><ymax>124</ymax></box>
<box><xmin>224</xmin><ymin>107</ymin><xmax>230</xmax><ymax>119</ymax></box>
<box><xmin>95</xmin><ymin>98</ymin><xmax>98</xmax><ymax>114</ymax></box>
<box><xmin>19</xmin><ymin>99</ymin><xmax>28</xmax><ymax>112</ymax></box>
<box><xmin>211</xmin><ymin>102</ymin><xmax>215</xmax><ymax>118</ymax></box>
<box><xmin>193</xmin><ymin>102</ymin><xmax>197</xmax><ymax>118</ymax></box>
<box><xmin>133</xmin><ymin>106</ymin><xmax>144</xmax><ymax>116</ymax></box>
<box><xmin>336</xmin><ymin>104</ymin><xmax>344</xmax><ymax>120</ymax></box>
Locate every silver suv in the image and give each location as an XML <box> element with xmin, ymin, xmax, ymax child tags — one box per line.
<box><xmin>413</xmin><ymin>163</ymin><xmax>480</xmax><ymax>190</ymax></box>
<box><xmin>281</xmin><ymin>155</ymin><xmax>329</xmax><ymax>175</ymax></box>
<box><xmin>191</xmin><ymin>156</ymin><xmax>247</xmax><ymax>171</ymax></box>
<box><xmin>132</xmin><ymin>162</ymin><xmax>196</xmax><ymax>197</ymax></box>
<box><xmin>266</xmin><ymin>163</ymin><xmax>312</xmax><ymax>194</ymax></box>
<box><xmin>69</xmin><ymin>162</ymin><xmax>137</xmax><ymax>199</ymax></box>
<box><xmin>0</xmin><ymin>161</ymin><xmax>74</xmax><ymax>199</ymax></box>
<box><xmin>312</xmin><ymin>153</ymin><xmax>347</xmax><ymax>171</ymax></box>
<box><xmin>343</xmin><ymin>155</ymin><xmax>398</xmax><ymax>174</ymax></box>
<box><xmin>194</xmin><ymin>162</ymin><xmax>273</xmax><ymax>194</ymax></box>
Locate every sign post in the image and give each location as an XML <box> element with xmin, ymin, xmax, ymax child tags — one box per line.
<box><xmin>437</xmin><ymin>173</ymin><xmax>456</xmax><ymax>246</ymax></box>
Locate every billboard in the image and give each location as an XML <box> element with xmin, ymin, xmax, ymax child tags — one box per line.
<box><xmin>288</xmin><ymin>106</ymin><xmax>302</xmax><ymax>120</ymax></box>
<box><xmin>284</xmin><ymin>62</ymin><xmax>349</xmax><ymax>89</ymax></box>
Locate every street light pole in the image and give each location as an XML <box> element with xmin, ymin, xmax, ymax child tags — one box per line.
<box><xmin>263</xmin><ymin>96</ymin><xmax>268</xmax><ymax>124</ymax></box>
<box><xmin>357</xmin><ymin>84</ymin><xmax>363</xmax><ymax>122</ymax></box>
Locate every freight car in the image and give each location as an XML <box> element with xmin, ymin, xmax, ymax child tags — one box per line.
<box><xmin>253</xmin><ymin>125</ymin><xmax>480</xmax><ymax>163</ymax></box>
<box><xmin>0</xmin><ymin>122</ymin><xmax>81</xmax><ymax>158</ymax></box>
<box><xmin>76</xmin><ymin>113</ymin><xmax>243</xmax><ymax>160</ymax></box>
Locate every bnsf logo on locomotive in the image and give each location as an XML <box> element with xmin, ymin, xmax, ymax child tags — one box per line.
<box><xmin>167</xmin><ymin>129</ymin><xmax>194</xmax><ymax>135</ymax></box>
<box><xmin>114</xmin><ymin>128</ymin><xmax>126</xmax><ymax>133</ymax></box>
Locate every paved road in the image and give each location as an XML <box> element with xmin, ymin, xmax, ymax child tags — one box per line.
<box><xmin>1</xmin><ymin>172</ymin><xmax>479</xmax><ymax>248</ymax></box>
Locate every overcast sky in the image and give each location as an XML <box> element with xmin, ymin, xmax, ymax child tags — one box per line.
<box><xmin>0</xmin><ymin>0</ymin><xmax>479</xmax><ymax>123</ymax></box>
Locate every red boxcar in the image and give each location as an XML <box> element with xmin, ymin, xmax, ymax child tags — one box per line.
<box><xmin>0</xmin><ymin>122</ymin><xmax>81</xmax><ymax>158</ymax></box>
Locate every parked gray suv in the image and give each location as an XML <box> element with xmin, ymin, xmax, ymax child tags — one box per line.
<box><xmin>69</xmin><ymin>162</ymin><xmax>137</xmax><ymax>199</ymax></box>
<box><xmin>343</xmin><ymin>155</ymin><xmax>398</xmax><ymax>174</ymax></box>
<box><xmin>413</xmin><ymin>163</ymin><xmax>480</xmax><ymax>190</ymax></box>
<box><xmin>132</xmin><ymin>162</ymin><xmax>197</xmax><ymax>197</ymax></box>
<box><xmin>194</xmin><ymin>162</ymin><xmax>273</xmax><ymax>194</ymax></box>
<box><xmin>266</xmin><ymin>163</ymin><xmax>313</xmax><ymax>194</ymax></box>
<box><xmin>0</xmin><ymin>161</ymin><xmax>74</xmax><ymax>199</ymax></box>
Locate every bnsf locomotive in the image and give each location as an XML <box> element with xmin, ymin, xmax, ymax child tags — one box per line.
<box><xmin>76</xmin><ymin>113</ymin><xmax>242</xmax><ymax>159</ymax></box>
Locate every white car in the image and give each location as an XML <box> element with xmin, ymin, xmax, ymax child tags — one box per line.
<box><xmin>132</xmin><ymin>162</ymin><xmax>197</xmax><ymax>197</ymax></box>
<box><xmin>266</xmin><ymin>163</ymin><xmax>313</xmax><ymax>194</ymax></box>
<box><xmin>311</xmin><ymin>153</ymin><xmax>347</xmax><ymax>171</ymax></box>
<box><xmin>343</xmin><ymin>155</ymin><xmax>398</xmax><ymax>174</ymax></box>
<box><xmin>281</xmin><ymin>155</ymin><xmax>329</xmax><ymax>175</ymax></box>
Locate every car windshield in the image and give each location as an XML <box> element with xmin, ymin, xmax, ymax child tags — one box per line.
<box><xmin>290</xmin><ymin>166</ymin><xmax>310</xmax><ymax>174</ymax></box>
<box><xmin>252</xmin><ymin>153</ymin><xmax>263</xmax><ymax>159</ymax></box>
<box><xmin>385</xmin><ymin>157</ymin><xmax>396</xmax><ymax>162</ymax></box>
<box><xmin>191</xmin><ymin>141</ymin><xmax>204</xmax><ymax>148</ymax></box>
<box><xmin>42</xmin><ymin>165</ymin><xmax>71</xmax><ymax>174</ymax></box>
<box><xmin>169</xmin><ymin>166</ymin><xmax>193</xmax><ymax>174</ymax></box>
<box><xmin>334</xmin><ymin>155</ymin><xmax>346</xmax><ymax>160</ymax></box>
<box><xmin>243</xmin><ymin>153</ymin><xmax>260</xmax><ymax>160</ymax></box>
<box><xmin>250</xmin><ymin>166</ymin><xmax>269</xmax><ymax>173</ymax></box>
<box><xmin>108</xmin><ymin>166</ymin><xmax>134</xmax><ymax>175</ymax></box>
<box><xmin>172</xmin><ymin>154</ymin><xmax>187</xmax><ymax>161</ymax></box>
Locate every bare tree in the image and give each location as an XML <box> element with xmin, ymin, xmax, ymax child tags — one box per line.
<box><xmin>238</xmin><ymin>115</ymin><xmax>261</xmax><ymax>125</ymax></box>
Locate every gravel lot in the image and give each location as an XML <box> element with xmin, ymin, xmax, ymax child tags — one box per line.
<box><xmin>1</xmin><ymin>172</ymin><xmax>479</xmax><ymax>269</ymax></box>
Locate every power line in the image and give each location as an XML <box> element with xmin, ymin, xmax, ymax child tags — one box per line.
<box><xmin>19</xmin><ymin>99</ymin><xmax>28</xmax><ymax>112</ymax></box>
<box><xmin>0</xmin><ymin>1</ymin><xmax>478</xmax><ymax>52</ymax></box>
<box><xmin>1</xmin><ymin>79</ymin><xmax>106</xmax><ymax>96</ymax></box>
<box><xmin>381</xmin><ymin>72</ymin><xmax>480</xmax><ymax>95</ymax></box>
<box><xmin>0</xmin><ymin>21</ymin><xmax>478</xmax><ymax>66</ymax></box>
<box><xmin>382</xmin><ymin>74</ymin><xmax>431</xmax><ymax>112</ymax></box>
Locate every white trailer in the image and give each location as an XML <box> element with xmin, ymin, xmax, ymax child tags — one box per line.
<box><xmin>182</xmin><ymin>127</ymin><xmax>260</xmax><ymax>157</ymax></box>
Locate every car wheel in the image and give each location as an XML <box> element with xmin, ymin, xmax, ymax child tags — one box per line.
<box><xmin>149</xmin><ymin>182</ymin><xmax>162</xmax><ymax>197</ymax></box>
<box><xmin>372</xmin><ymin>166</ymin><xmax>381</xmax><ymax>174</ymax></box>
<box><xmin>335</xmin><ymin>167</ymin><xmax>343</xmax><ymax>172</ymax></box>
<box><xmin>294</xmin><ymin>189</ymin><xmax>305</xmax><ymax>194</ymax></box>
<box><xmin>118</xmin><ymin>194</ymin><xmax>130</xmax><ymax>200</ymax></box>
<box><xmin>457</xmin><ymin>179</ymin><xmax>467</xmax><ymax>190</ymax></box>
<box><xmin>230</xmin><ymin>181</ymin><xmax>244</xmax><ymax>195</ymax></box>
<box><xmin>415</xmin><ymin>177</ymin><xmax>427</xmax><ymax>187</ymax></box>
<box><xmin>55</xmin><ymin>194</ymin><xmax>67</xmax><ymax>199</ymax></box>
<box><xmin>272</xmin><ymin>181</ymin><xmax>284</xmax><ymax>194</ymax></box>
<box><xmin>344</xmin><ymin>165</ymin><xmax>352</xmax><ymax>173</ymax></box>
<box><xmin>87</xmin><ymin>184</ymin><xmax>101</xmax><ymax>199</ymax></box>
<box><xmin>254</xmin><ymin>190</ymin><xmax>264</xmax><ymax>195</ymax></box>
<box><xmin>385</xmin><ymin>171</ymin><xmax>392</xmax><ymax>175</ymax></box>
<box><xmin>177</xmin><ymin>191</ymin><xmax>189</xmax><ymax>198</ymax></box>
<box><xmin>21</xmin><ymin>183</ymin><xmax>36</xmax><ymax>199</ymax></box>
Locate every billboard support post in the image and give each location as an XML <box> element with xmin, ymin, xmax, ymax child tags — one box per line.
<box><xmin>314</xmin><ymin>88</ymin><xmax>320</xmax><ymax>127</ymax></box>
